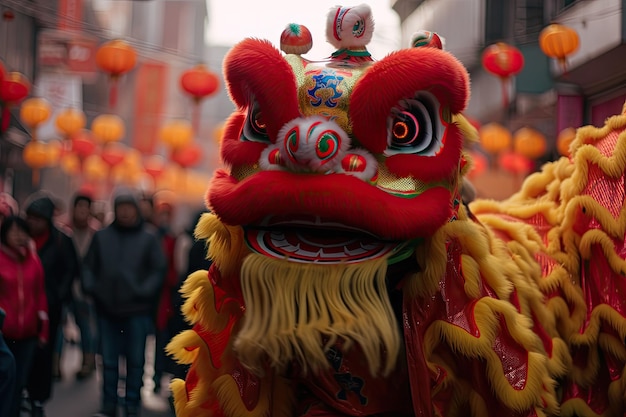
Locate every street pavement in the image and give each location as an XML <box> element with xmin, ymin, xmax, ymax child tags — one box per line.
<box><xmin>32</xmin><ymin>333</ymin><xmax>174</xmax><ymax>417</ymax></box>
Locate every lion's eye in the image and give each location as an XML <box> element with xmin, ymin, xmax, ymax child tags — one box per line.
<box><xmin>386</xmin><ymin>92</ymin><xmax>444</xmax><ymax>156</ymax></box>
<box><xmin>242</xmin><ymin>101</ymin><xmax>270</xmax><ymax>143</ymax></box>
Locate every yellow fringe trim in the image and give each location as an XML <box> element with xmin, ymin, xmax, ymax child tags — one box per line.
<box><xmin>212</xmin><ymin>370</ymin><xmax>296</xmax><ymax>417</ymax></box>
<box><xmin>235</xmin><ymin>254</ymin><xmax>400</xmax><ymax>377</ymax></box>
<box><xmin>195</xmin><ymin>212</ymin><xmax>250</xmax><ymax>278</ymax></box>
<box><xmin>213</xmin><ymin>373</ymin><xmax>271</xmax><ymax>417</ymax></box>
<box><xmin>561</xmin><ymin>381</ymin><xmax>626</xmax><ymax>417</ymax></box>
<box><xmin>407</xmin><ymin>210</ymin><xmax>569</xmax><ymax>413</ymax></box>
<box><xmin>468</xmin><ymin>208</ymin><xmax>586</xmax><ymax>343</ymax></box>
<box><xmin>179</xmin><ymin>269</ymin><xmax>244</xmax><ymax>335</ymax></box>
<box><xmin>467</xmin><ymin>107</ymin><xmax>626</xmax><ymax>416</ymax></box>
<box><xmin>424</xmin><ymin>298</ymin><xmax>542</xmax><ymax>408</ymax></box>
<box><xmin>409</xmin><ymin>219</ymin><xmax>515</xmax><ymax>300</ymax></box>
<box><xmin>169</xmin><ymin>378</ymin><xmax>215</xmax><ymax>417</ymax></box>
<box><xmin>166</xmin><ymin>329</ymin><xmax>219</xmax><ymax>411</ymax></box>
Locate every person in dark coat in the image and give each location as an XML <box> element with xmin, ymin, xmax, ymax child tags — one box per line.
<box><xmin>82</xmin><ymin>190</ymin><xmax>166</xmax><ymax>417</ymax></box>
<box><xmin>25</xmin><ymin>194</ymin><xmax>78</xmax><ymax>417</ymax></box>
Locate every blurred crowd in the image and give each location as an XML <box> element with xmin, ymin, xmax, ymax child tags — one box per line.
<box><xmin>0</xmin><ymin>188</ymin><xmax>212</xmax><ymax>417</ymax></box>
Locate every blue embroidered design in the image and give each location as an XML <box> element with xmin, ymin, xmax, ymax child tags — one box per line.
<box><xmin>307</xmin><ymin>69</ymin><xmax>344</xmax><ymax>108</ymax></box>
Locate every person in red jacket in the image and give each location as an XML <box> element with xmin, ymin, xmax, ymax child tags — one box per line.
<box><xmin>0</xmin><ymin>215</ymin><xmax>48</xmax><ymax>417</ymax></box>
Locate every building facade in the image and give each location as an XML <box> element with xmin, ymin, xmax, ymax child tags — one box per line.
<box><xmin>392</xmin><ymin>0</ymin><xmax>626</xmax><ymax>198</ymax></box>
<box><xmin>392</xmin><ymin>0</ymin><xmax>626</xmax><ymax>144</ymax></box>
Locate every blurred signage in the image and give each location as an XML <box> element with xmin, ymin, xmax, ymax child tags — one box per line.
<box><xmin>35</xmin><ymin>73</ymin><xmax>83</xmax><ymax>141</ymax></box>
<box><xmin>38</xmin><ymin>29</ymin><xmax>98</xmax><ymax>79</ymax></box>
<box><xmin>58</xmin><ymin>0</ymin><xmax>83</xmax><ymax>31</ymax></box>
<box><xmin>133</xmin><ymin>62</ymin><xmax>168</xmax><ymax>154</ymax></box>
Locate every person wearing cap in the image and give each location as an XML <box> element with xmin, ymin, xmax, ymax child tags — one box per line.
<box><xmin>82</xmin><ymin>189</ymin><xmax>166</xmax><ymax>417</ymax></box>
<box><xmin>24</xmin><ymin>194</ymin><xmax>78</xmax><ymax>417</ymax></box>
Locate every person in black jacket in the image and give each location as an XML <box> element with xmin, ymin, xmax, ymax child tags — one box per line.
<box><xmin>82</xmin><ymin>190</ymin><xmax>166</xmax><ymax>417</ymax></box>
<box><xmin>25</xmin><ymin>194</ymin><xmax>78</xmax><ymax>417</ymax></box>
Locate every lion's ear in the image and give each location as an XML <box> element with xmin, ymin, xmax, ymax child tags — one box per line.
<box><xmin>223</xmin><ymin>38</ymin><xmax>300</xmax><ymax>140</ymax></box>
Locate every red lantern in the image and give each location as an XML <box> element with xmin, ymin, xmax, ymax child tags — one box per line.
<box><xmin>96</xmin><ymin>40</ymin><xmax>137</xmax><ymax>109</ymax></box>
<box><xmin>0</xmin><ymin>72</ymin><xmax>30</xmax><ymax>105</ymax></box>
<box><xmin>467</xmin><ymin>150</ymin><xmax>488</xmax><ymax>179</ymax></box>
<box><xmin>180</xmin><ymin>64</ymin><xmax>219</xmax><ymax>133</ymax></box>
<box><xmin>481</xmin><ymin>43</ymin><xmax>524</xmax><ymax>108</ymax></box>
<box><xmin>180</xmin><ymin>65</ymin><xmax>219</xmax><ymax>100</ymax></box>
<box><xmin>71</xmin><ymin>130</ymin><xmax>98</xmax><ymax>160</ymax></box>
<box><xmin>1</xmin><ymin>71</ymin><xmax>30</xmax><ymax>133</ymax></box>
<box><xmin>171</xmin><ymin>143</ymin><xmax>202</xmax><ymax>168</ymax></box>
<box><xmin>100</xmin><ymin>143</ymin><xmax>127</xmax><ymax>168</ymax></box>
<box><xmin>144</xmin><ymin>155</ymin><xmax>166</xmax><ymax>179</ymax></box>
<box><xmin>498</xmin><ymin>151</ymin><xmax>534</xmax><ymax>175</ymax></box>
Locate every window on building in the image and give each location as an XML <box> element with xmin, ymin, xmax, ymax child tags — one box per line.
<box><xmin>485</xmin><ymin>0</ymin><xmax>513</xmax><ymax>44</ymax></box>
<box><xmin>485</xmin><ymin>0</ymin><xmax>546</xmax><ymax>45</ymax></box>
<box><xmin>514</xmin><ymin>0</ymin><xmax>544</xmax><ymax>44</ymax></box>
<box><xmin>563</xmin><ymin>0</ymin><xmax>581</xmax><ymax>9</ymax></box>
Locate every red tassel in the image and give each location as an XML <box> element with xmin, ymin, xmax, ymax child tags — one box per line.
<box><xmin>109</xmin><ymin>77</ymin><xmax>119</xmax><ymax>110</ymax></box>
<box><xmin>500</xmin><ymin>76</ymin><xmax>510</xmax><ymax>110</ymax></box>
<box><xmin>192</xmin><ymin>101</ymin><xmax>200</xmax><ymax>135</ymax></box>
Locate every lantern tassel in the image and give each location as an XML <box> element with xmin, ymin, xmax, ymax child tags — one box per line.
<box><xmin>1</xmin><ymin>106</ymin><xmax>10</xmax><ymax>132</ymax></box>
<box><xmin>558</xmin><ymin>58</ymin><xmax>568</xmax><ymax>75</ymax></box>
<box><xmin>500</xmin><ymin>76</ymin><xmax>510</xmax><ymax>110</ymax></box>
<box><xmin>109</xmin><ymin>77</ymin><xmax>119</xmax><ymax>110</ymax></box>
<box><xmin>192</xmin><ymin>102</ymin><xmax>201</xmax><ymax>135</ymax></box>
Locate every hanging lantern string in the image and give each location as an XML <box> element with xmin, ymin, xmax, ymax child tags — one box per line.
<box><xmin>180</xmin><ymin>64</ymin><xmax>220</xmax><ymax>135</ymax></box>
<box><xmin>109</xmin><ymin>76</ymin><xmax>119</xmax><ymax>110</ymax></box>
<box><xmin>192</xmin><ymin>102</ymin><xmax>201</xmax><ymax>135</ymax></box>
<box><xmin>500</xmin><ymin>77</ymin><xmax>509</xmax><ymax>110</ymax></box>
<box><xmin>481</xmin><ymin>43</ymin><xmax>524</xmax><ymax>112</ymax></box>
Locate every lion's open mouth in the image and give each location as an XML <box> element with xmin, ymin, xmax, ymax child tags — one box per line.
<box><xmin>243</xmin><ymin>215</ymin><xmax>403</xmax><ymax>264</ymax></box>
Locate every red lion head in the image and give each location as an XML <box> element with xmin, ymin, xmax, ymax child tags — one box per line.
<box><xmin>208</xmin><ymin>36</ymin><xmax>470</xmax><ymax>264</ymax></box>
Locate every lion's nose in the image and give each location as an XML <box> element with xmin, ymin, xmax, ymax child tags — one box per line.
<box><xmin>259</xmin><ymin>116</ymin><xmax>378</xmax><ymax>182</ymax></box>
<box><xmin>278</xmin><ymin>116</ymin><xmax>349</xmax><ymax>173</ymax></box>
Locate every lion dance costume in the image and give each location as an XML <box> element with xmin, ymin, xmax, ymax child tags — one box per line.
<box><xmin>168</xmin><ymin>4</ymin><xmax>626</xmax><ymax>416</ymax></box>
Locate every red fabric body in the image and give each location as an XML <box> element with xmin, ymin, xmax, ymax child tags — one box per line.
<box><xmin>294</xmin><ymin>342</ymin><xmax>413</xmax><ymax>416</ymax></box>
<box><xmin>0</xmin><ymin>247</ymin><xmax>48</xmax><ymax>341</ymax></box>
<box><xmin>403</xmin><ymin>238</ymin><xmax>539</xmax><ymax>417</ymax></box>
